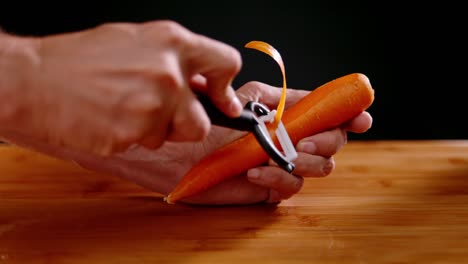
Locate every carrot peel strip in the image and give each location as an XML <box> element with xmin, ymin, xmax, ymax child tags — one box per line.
<box><xmin>244</xmin><ymin>41</ymin><xmax>287</xmax><ymax>126</ymax></box>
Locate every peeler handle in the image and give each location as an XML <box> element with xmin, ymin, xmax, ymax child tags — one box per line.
<box><xmin>197</xmin><ymin>94</ymin><xmax>258</xmax><ymax>131</ymax></box>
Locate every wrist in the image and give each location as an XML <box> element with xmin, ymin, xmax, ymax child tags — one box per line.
<box><xmin>0</xmin><ymin>32</ymin><xmax>42</xmax><ymax>132</ymax></box>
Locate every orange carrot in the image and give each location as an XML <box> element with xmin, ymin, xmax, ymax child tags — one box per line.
<box><xmin>165</xmin><ymin>72</ymin><xmax>375</xmax><ymax>203</ymax></box>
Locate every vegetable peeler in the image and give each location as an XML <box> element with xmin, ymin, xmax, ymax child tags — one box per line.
<box><xmin>198</xmin><ymin>95</ymin><xmax>297</xmax><ymax>173</ymax></box>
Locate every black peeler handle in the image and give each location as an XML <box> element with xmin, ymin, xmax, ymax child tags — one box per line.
<box><xmin>197</xmin><ymin>94</ymin><xmax>258</xmax><ymax>131</ymax></box>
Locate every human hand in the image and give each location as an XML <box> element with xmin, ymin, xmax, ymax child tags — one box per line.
<box><xmin>8</xmin><ymin>20</ymin><xmax>242</xmax><ymax>155</ymax></box>
<box><xmin>69</xmin><ymin>81</ymin><xmax>372</xmax><ymax>205</ymax></box>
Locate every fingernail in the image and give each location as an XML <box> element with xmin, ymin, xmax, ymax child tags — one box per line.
<box><xmin>321</xmin><ymin>160</ymin><xmax>334</xmax><ymax>176</ymax></box>
<box><xmin>247</xmin><ymin>168</ymin><xmax>261</xmax><ymax>180</ymax></box>
<box><xmin>297</xmin><ymin>141</ymin><xmax>316</xmax><ymax>153</ymax></box>
<box><xmin>230</xmin><ymin>96</ymin><xmax>243</xmax><ymax>116</ymax></box>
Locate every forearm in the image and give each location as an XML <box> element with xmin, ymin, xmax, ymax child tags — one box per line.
<box><xmin>0</xmin><ymin>33</ymin><xmax>62</xmax><ymax>156</ymax></box>
<box><xmin>0</xmin><ymin>32</ymin><xmax>18</xmax><ymax>131</ymax></box>
<box><xmin>2</xmin><ymin>129</ymin><xmax>178</xmax><ymax>195</ymax></box>
<box><xmin>0</xmin><ymin>32</ymin><xmax>39</xmax><ymax>138</ymax></box>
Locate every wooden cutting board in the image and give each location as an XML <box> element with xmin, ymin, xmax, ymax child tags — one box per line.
<box><xmin>1</xmin><ymin>140</ymin><xmax>468</xmax><ymax>263</ymax></box>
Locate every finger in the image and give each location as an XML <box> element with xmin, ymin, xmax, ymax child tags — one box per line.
<box><xmin>112</xmin><ymin>93</ymin><xmax>165</xmax><ymax>151</ymax></box>
<box><xmin>183</xmin><ymin>34</ymin><xmax>243</xmax><ymax>117</ymax></box>
<box><xmin>189</xmin><ymin>74</ymin><xmax>208</xmax><ymax>92</ymax></box>
<box><xmin>165</xmin><ymin>91</ymin><xmax>211</xmax><ymax>142</ymax></box>
<box><xmin>205</xmin><ymin>84</ymin><xmax>242</xmax><ymax>118</ymax></box>
<box><xmin>179</xmin><ymin>175</ymin><xmax>268</xmax><ymax>205</ymax></box>
<box><xmin>138</xmin><ymin>116</ymin><xmax>169</xmax><ymax>149</ymax></box>
<box><xmin>139</xmin><ymin>134</ymin><xmax>166</xmax><ymax>150</ymax></box>
<box><xmin>136</xmin><ymin>100</ymin><xmax>174</xmax><ymax>149</ymax></box>
<box><xmin>283</xmin><ymin>153</ymin><xmax>335</xmax><ymax>178</ymax></box>
<box><xmin>296</xmin><ymin>127</ymin><xmax>347</xmax><ymax>157</ymax></box>
<box><xmin>235</xmin><ymin>81</ymin><xmax>308</xmax><ymax>110</ymax></box>
<box><xmin>343</xmin><ymin>111</ymin><xmax>373</xmax><ymax>133</ymax></box>
<box><xmin>247</xmin><ymin>166</ymin><xmax>304</xmax><ymax>202</ymax></box>
<box><xmin>134</xmin><ymin>106</ymin><xmax>172</xmax><ymax>150</ymax></box>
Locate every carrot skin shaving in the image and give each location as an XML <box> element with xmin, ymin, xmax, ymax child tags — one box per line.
<box><xmin>166</xmin><ymin>73</ymin><xmax>375</xmax><ymax>204</ymax></box>
<box><xmin>245</xmin><ymin>41</ymin><xmax>287</xmax><ymax>126</ymax></box>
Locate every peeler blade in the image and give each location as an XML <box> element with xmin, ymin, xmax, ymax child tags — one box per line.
<box><xmin>245</xmin><ymin>102</ymin><xmax>296</xmax><ymax>173</ymax></box>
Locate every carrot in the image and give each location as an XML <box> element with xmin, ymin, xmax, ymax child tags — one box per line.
<box><xmin>165</xmin><ymin>72</ymin><xmax>375</xmax><ymax>204</ymax></box>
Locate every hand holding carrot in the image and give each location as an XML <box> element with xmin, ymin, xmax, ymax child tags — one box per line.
<box><xmin>165</xmin><ymin>81</ymin><xmax>372</xmax><ymax>204</ymax></box>
<box><xmin>166</xmin><ymin>72</ymin><xmax>374</xmax><ymax>203</ymax></box>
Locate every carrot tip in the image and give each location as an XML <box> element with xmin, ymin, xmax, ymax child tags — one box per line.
<box><xmin>164</xmin><ymin>195</ymin><xmax>175</xmax><ymax>204</ymax></box>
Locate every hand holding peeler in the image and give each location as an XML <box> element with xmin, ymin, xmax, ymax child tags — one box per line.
<box><xmin>197</xmin><ymin>95</ymin><xmax>297</xmax><ymax>173</ymax></box>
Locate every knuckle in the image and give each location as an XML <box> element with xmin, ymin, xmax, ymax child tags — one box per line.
<box><xmin>147</xmin><ymin>20</ymin><xmax>190</xmax><ymax>47</ymax></box>
<box><xmin>98</xmin><ymin>139</ymin><xmax>123</xmax><ymax>156</ymax></box>
<box><xmin>188</xmin><ymin>126</ymin><xmax>209</xmax><ymax>141</ymax></box>
<box><xmin>109</xmin><ymin>122</ymin><xmax>145</xmax><ymax>146</ymax></box>
<box><xmin>140</xmin><ymin>135</ymin><xmax>165</xmax><ymax>149</ymax></box>
<box><xmin>155</xmin><ymin>20</ymin><xmax>185</xmax><ymax>33</ymax></box>
<box><xmin>137</xmin><ymin>67</ymin><xmax>185</xmax><ymax>97</ymax></box>
<box><xmin>97</xmin><ymin>22</ymin><xmax>137</xmax><ymax>35</ymax></box>
<box><xmin>243</xmin><ymin>80</ymin><xmax>264</xmax><ymax>91</ymax></box>
<box><xmin>154</xmin><ymin>69</ymin><xmax>184</xmax><ymax>92</ymax></box>
<box><xmin>314</xmin><ymin>128</ymin><xmax>344</xmax><ymax>157</ymax></box>
<box><xmin>329</xmin><ymin>129</ymin><xmax>346</xmax><ymax>153</ymax></box>
<box><xmin>174</xmin><ymin>115</ymin><xmax>210</xmax><ymax>141</ymax></box>
<box><xmin>189</xmin><ymin>118</ymin><xmax>210</xmax><ymax>140</ymax></box>
<box><xmin>238</xmin><ymin>81</ymin><xmax>267</xmax><ymax>100</ymax></box>
<box><xmin>223</xmin><ymin>48</ymin><xmax>242</xmax><ymax>74</ymax></box>
<box><xmin>112</xmin><ymin>125</ymin><xmax>143</xmax><ymax>146</ymax></box>
<box><xmin>142</xmin><ymin>94</ymin><xmax>165</xmax><ymax>114</ymax></box>
<box><xmin>125</xmin><ymin>91</ymin><xmax>159</xmax><ymax>112</ymax></box>
<box><xmin>267</xmin><ymin>172</ymin><xmax>283</xmax><ymax>186</ymax></box>
<box><xmin>245</xmin><ymin>81</ymin><xmax>270</xmax><ymax>95</ymax></box>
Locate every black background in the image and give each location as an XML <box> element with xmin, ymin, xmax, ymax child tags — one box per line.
<box><xmin>1</xmin><ymin>1</ymin><xmax>465</xmax><ymax>140</ymax></box>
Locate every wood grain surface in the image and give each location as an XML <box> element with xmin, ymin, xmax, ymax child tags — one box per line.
<box><xmin>1</xmin><ymin>140</ymin><xmax>468</xmax><ymax>263</ymax></box>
